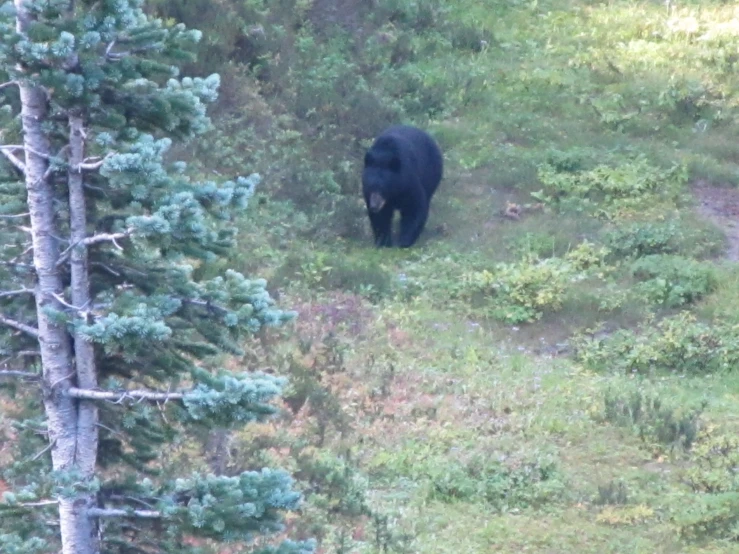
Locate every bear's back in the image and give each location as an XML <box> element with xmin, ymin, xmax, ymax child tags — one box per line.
<box><xmin>375</xmin><ymin>126</ymin><xmax>443</xmax><ymax>198</ymax></box>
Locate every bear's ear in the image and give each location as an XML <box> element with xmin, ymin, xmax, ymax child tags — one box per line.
<box><xmin>389</xmin><ymin>156</ymin><xmax>401</xmax><ymax>172</ymax></box>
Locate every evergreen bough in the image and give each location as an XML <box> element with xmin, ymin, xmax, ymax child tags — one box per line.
<box><xmin>0</xmin><ymin>1</ymin><xmax>313</xmax><ymax>553</ymax></box>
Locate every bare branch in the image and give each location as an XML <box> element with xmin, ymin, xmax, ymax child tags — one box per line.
<box><xmin>91</xmin><ymin>262</ymin><xmax>121</xmax><ymax>277</ymax></box>
<box><xmin>68</xmin><ymin>387</ymin><xmax>185</xmax><ymax>402</ymax></box>
<box><xmin>76</xmin><ymin>154</ymin><xmax>112</xmax><ymax>172</ymax></box>
<box><xmin>51</xmin><ymin>292</ymin><xmax>88</xmax><ymax>312</ymax></box>
<box><xmin>30</xmin><ymin>439</ymin><xmax>56</xmax><ymax>461</ymax></box>
<box><xmin>0</xmin><ymin>81</ymin><xmax>18</xmax><ymax>91</ymax></box>
<box><xmin>0</xmin><ymin>212</ymin><xmax>30</xmax><ymax>219</ymax></box>
<box><xmin>105</xmin><ymin>39</ymin><xmax>117</xmax><ymax>57</ymax></box>
<box><xmin>0</xmin><ymin>144</ymin><xmax>50</xmax><ymax>159</ymax></box>
<box><xmin>0</xmin><ymin>287</ymin><xmax>34</xmax><ymax>299</ymax></box>
<box><xmin>181</xmin><ymin>298</ymin><xmax>230</xmax><ymax>315</ymax></box>
<box><xmin>17</xmin><ymin>500</ymin><xmax>59</xmax><ymax>508</ymax></box>
<box><xmin>88</xmin><ymin>508</ymin><xmax>161</xmax><ymax>519</ymax></box>
<box><xmin>0</xmin><ymin>147</ymin><xmax>26</xmax><ymax>173</ymax></box>
<box><xmin>0</xmin><ymin>313</ymin><xmax>40</xmax><ymax>338</ymax></box>
<box><xmin>56</xmin><ymin>230</ymin><xmax>133</xmax><ymax>268</ymax></box>
<box><xmin>84</xmin><ymin>231</ymin><xmax>129</xmax><ymax>249</ymax></box>
<box><xmin>0</xmin><ymin>369</ymin><xmax>40</xmax><ymax>380</ymax></box>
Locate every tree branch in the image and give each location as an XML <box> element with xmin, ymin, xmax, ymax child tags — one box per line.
<box><xmin>0</xmin><ymin>212</ymin><xmax>30</xmax><ymax>219</ymax></box>
<box><xmin>0</xmin><ymin>369</ymin><xmax>40</xmax><ymax>380</ymax></box>
<box><xmin>88</xmin><ymin>508</ymin><xmax>162</xmax><ymax>519</ymax></box>
<box><xmin>17</xmin><ymin>500</ymin><xmax>59</xmax><ymax>508</ymax></box>
<box><xmin>56</xmin><ymin>230</ymin><xmax>132</xmax><ymax>268</ymax></box>
<box><xmin>0</xmin><ymin>313</ymin><xmax>40</xmax><ymax>337</ymax></box>
<box><xmin>76</xmin><ymin>154</ymin><xmax>112</xmax><ymax>172</ymax></box>
<box><xmin>0</xmin><ymin>147</ymin><xmax>26</xmax><ymax>173</ymax></box>
<box><xmin>0</xmin><ymin>287</ymin><xmax>34</xmax><ymax>299</ymax></box>
<box><xmin>0</xmin><ymin>81</ymin><xmax>18</xmax><ymax>91</ymax></box>
<box><xmin>67</xmin><ymin>387</ymin><xmax>185</xmax><ymax>402</ymax></box>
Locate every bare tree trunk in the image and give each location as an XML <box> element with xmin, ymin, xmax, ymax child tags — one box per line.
<box><xmin>14</xmin><ymin>2</ymin><xmax>98</xmax><ymax>553</ymax></box>
<box><xmin>67</xmin><ymin>113</ymin><xmax>101</xmax><ymax>551</ymax></box>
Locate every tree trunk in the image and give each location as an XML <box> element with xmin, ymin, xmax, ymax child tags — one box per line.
<box><xmin>67</xmin><ymin>113</ymin><xmax>101</xmax><ymax>550</ymax></box>
<box><xmin>14</xmin><ymin>2</ymin><xmax>98</xmax><ymax>553</ymax></box>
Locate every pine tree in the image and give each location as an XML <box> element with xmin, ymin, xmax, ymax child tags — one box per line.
<box><xmin>0</xmin><ymin>1</ymin><xmax>313</xmax><ymax>553</ymax></box>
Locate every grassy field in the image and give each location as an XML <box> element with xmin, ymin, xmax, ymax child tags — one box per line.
<box><xmin>163</xmin><ymin>0</ymin><xmax>739</xmax><ymax>551</ymax></box>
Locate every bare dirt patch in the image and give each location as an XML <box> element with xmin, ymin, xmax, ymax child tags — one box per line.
<box><xmin>694</xmin><ymin>180</ymin><xmax>739</xmax><ymax>262</ymax></box>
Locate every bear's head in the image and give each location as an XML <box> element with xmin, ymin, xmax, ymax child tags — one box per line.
<box><xmin>362</xmin><ymin>139</ymin><xmax>403</xmax><ymax>213</ymax></box>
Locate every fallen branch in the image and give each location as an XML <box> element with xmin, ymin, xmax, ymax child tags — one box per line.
<box><xmin>68</xmin><ymin>387</ymin><xmax>185</xmax><ymax>402</ymax></box>
<box><xmin>0</xmin><ymin>313</ymin><xmax>39</xmax><ymax>338</ymax></box>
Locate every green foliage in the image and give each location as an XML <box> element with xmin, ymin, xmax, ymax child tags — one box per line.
<box><xmin>534</xmin><ymin>158</ymin><xmax>688</xmax><ymax>220</ymax></box>
<box><xmin>427</xmin><ymin>453</ymin><xmax>565</xmax><ymax>511</ymax></box>
<box><xmin>574</xmin><ymin>312</ymin><xmax>739</xmax><ymax>375</ymax></box>
<box><xmin>461</xmin><ymin>257</ymin><xmax>571</xmax><ymax>323</ymax></box>
<box><xmin>604</xmin><ymin>218</ymin><xmax>723</xmax><ymax>259</ymax></box>
<box><xmin>597</xmin><ymin>383</ymin><xmax>706</xmax><ymax>452</ymax></box>
<box><xmin>630</xmin><ymin>254</ymin><xmax>717</xmax><ymax>308</ymax></box>
<box><xmin>0</xmin><ymin>0</ymin><xmax>311</xmax><ymax>552</ymax></box>
<box><xmin>673</xmin><ymin>431</ymin><xmax>739</xmax><ymax>541</ymax></box>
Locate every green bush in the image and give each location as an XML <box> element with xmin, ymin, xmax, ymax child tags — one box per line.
<box><xmin>597</xmin><ymin>384</ymin><xmax>706</xmax><ymax>452</ymax></box>
<box><xmin>674</xmin><ymin>432</ymin><xmax>739</xmax><ymax>542</ymax></box>
<box><xmin>604</xmin><ymin>219</ymin><xmax>724</xmax><ymax>260</ymax></box>
<box><xmin>533</xmin><ymin>158</ymin><xmax>688</xmax><ymax>220</ymax></box>
<box><xmin>573</xmin><ymin>312</ymin><xmax>739</xmax><ymax>375</ymax></box>
<box><xmin>427</xmin><ymin>453</ymin><xmax>565</xmax><ymax>511</ymax></box>
<box><xmin>630</xmin><ymin>254</ymin><xmax>717</xmax><ymax>308</ymax></box>
<box><xmin>461</xmin><ymin>256</ymin><xmax>573</xmax><ymax>324</ymax></box>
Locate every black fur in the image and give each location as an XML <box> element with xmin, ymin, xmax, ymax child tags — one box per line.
<box><xmin>362</xmin><ymin>125</ymin><xmax>443</xmax><ymax>248</ymax></box>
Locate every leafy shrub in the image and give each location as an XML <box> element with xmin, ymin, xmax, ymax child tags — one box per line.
<box><xmin>565</xmin><ymin>241</ymin><xmax>612</xmax><ymax>273</ymax></box>
<box><xmin>685</xmin><ymin>432</ymin><xmax>739</xmax><ymax>494</ymax></box>
<box><xmin>604</xmin><ymin>220</ymin><xmax>685</xmax><ymax>258</ymax></box>
<box><xmin>573</xmin><ymin>312</ymin><xmax>739</xmax><ymax>375</ymax></box>
<box><xmin>604</xmin><ymin>219</ymin><xmax>724</xmax><ymax>260</ymax></box>
<box><xmin>673</xmin><ymin>432</ymin><xmax>739</xmax><ymax>542</ymax></box>
<box><xmin>597</xmin><ymin>384</ymin><xmax>706</xmax><ymax>452</ymax></box>
<box><xmin>461</xmin><ymin>256</ymin><xmax>572</xmax><ymax>324</ymax></box>
<box><xmin>630</xmin><ymin>254</ymin><xmax>717</xmax><ymax>308</ymax></box>
<box><xmin>427</xmin><ymin>453</ymin><xmax>565</xmax><ymax>511</ymax></box>
<box><xmin>533</xmin><ymin>158</ymin><xmax>688</xmax><ymax>220</ymax></box>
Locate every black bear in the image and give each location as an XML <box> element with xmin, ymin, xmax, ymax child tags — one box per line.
<box><xmin>362</xmin><ymin>125</ymin><xmax>443</xmax><ymax>248</ymax></box>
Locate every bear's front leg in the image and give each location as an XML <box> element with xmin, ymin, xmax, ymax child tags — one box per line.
<box><xmin>368</xmin><ymin>207</ymin><xmax>394</xmax><ymax>247</ymax></box>
<box><xmin>398</xmin><ymin>205</ymin><xmax>428</xmax><ymax>248</ymax></box>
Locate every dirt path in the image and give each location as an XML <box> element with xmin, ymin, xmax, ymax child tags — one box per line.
<box><xmin>694</xmin><ymin>181</ymin><xmax>739</xmax><ymax>262</ymax></box>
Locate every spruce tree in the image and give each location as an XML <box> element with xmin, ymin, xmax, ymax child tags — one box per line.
<box><xmin>0</xmin><ymin>1</ymin><xmax>313</xmax><ymax>553</ymax></box>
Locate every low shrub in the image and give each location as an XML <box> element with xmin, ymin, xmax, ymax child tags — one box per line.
<box><xmin>533</xmin><ymin>158</ymin><xmax>687</xmax><ymax>220</ymax></box>
<box><xmin>630</xmin><ymin>254</ymin><xmax>717</xmax><ymax>308</ymax></box>
<box><xmin>573</xmin><ymin>312</ymin><xmax>739</xmax><ymax>375</ymax></box>
<box><xmin>597</xmin><ymin>384</ymin><xmax>706</xmax><ymax>452</ymax></box>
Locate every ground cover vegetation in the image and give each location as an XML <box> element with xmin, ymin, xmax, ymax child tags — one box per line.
<box><xmin>3</xmin><ymin>0</ymin><xmax>739</xmax><ymax>552</ymax></box>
